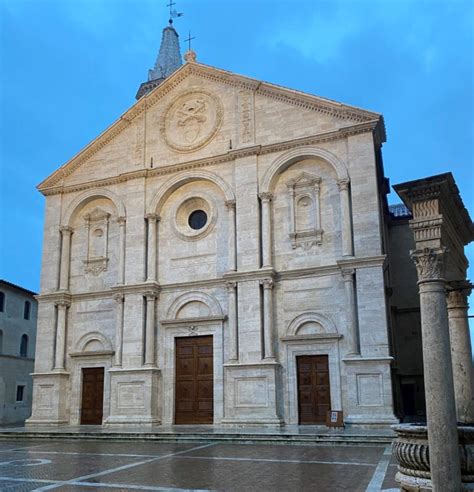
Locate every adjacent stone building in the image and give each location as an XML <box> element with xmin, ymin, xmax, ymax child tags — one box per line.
<box><xmin>27</xmin><ymin>23</ymin><xmax>471</xmax><ymax>428</ymax></box>
<box><xmin>0</xmin><ymin>280</ymin><xmax>38</xmax><ymax>424</ymax></box>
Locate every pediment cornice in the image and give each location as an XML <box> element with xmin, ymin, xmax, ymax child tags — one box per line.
<box><xmin>38</xmin><ymin>61</ymin><xmax>385</xmax><ymax>192</ymax></box>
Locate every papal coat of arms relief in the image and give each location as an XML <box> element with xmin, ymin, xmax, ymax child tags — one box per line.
<box><xmin>161</xmin><ymin>89</ymin><xmax>223</xmax><ymax>152</ymax></box>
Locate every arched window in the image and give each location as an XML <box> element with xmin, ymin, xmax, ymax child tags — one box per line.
<box><xmin>24</xmin><ymin>301</ymin><xmax>31</xmax><ymax>320</ymax></box>
<box><xmin>20</xmin><ymin>334</ymin><xmax>28</xmax><ymax>357</ymax></box>
<box><xmin>0</xmin><ymin>292</ymin><xmax>5</xmax><ymax>312</ymax></box>
<box><xmin>0</xmin><ymin>330</ymin><xmax>3</xmax><ymax>354</ymax></box>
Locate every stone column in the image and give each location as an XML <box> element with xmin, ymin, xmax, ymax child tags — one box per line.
<box><xmin>59</xmin><ymin>226</ymin><xmax>73</xmax><ymax>291</ymax></box>
<box><xmin>447</xmin><ymin>284</ymin><xmax>474</xmax><ymax>424</ymax></box>
<box><xmin>146</xmin><ymin>214</ymin><xmax>159</xmax><ymax>282</ymax></box>
<box><xmin>226</xmin><ymin>282</ymin><xmax>238</xmax><ymax>362</ymax></box>
<box><xmin>117</xmin><ymin>217</ymin><xmax>126</xmax><ymax>285</ymax></box>
<box><xmin>226</xmin><ymin>200</ymin><xmax>237</xmax><ymax>272</ymax></box>
<box><xmin>342</xmin><ymin>269</ymin><xmax>359</xmax><ymax>356</ymax></box>
<box><xmin>144</xmin><ymin>292</ymin><xmax>157</xmax><ymax>367</ymax></box>
<box><xmin>54</xmin><ymin>301</ymin><xmax>70</xmax><ymax>370</ymax></box>
<box><xmin>260</xmin><ymin>193</ymin><xmax>273</xmax><ymax>268</ymax></box>
<box><xmin>411</xmin><ymin>247</ymin><xmax>462</xmax><ymax>491</ymax></box>
<box><xmin>337</xmin><ymin>179</ymin><xmax>354</xmax><ymax>257</ymax></box>
<box><xmin>261</xmin><ymin>278</ymin><xmax>275</xmax><ymax>360</ymax></box>
<box><xmin>113</xmin><ymin>293</ymin><xmax>124</xmax><ymax>367</ymax></box>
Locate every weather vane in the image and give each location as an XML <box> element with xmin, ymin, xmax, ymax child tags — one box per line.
<box><xmin>185</xmin><ymin>31</ymin><xmax>195</xmax><ymax>51</ymax></box>
<box><xmin>166</xmin><ymin>0</ymin><xmax>183</xmax><ymax>25</ymax></box>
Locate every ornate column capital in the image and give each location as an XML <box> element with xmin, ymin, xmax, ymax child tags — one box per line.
<box><xmin>337</xmin><ymin>178</ymin><xmax>350</xmax><ymax>192</ymax></box>
<box><xmin>55</xmin><ymin>300</ymin><xmax>71</xmax><ymax>309</ymax></box>
<box><xmin>226</xmin><ymin>281</ymin><xmax>237</xmax><ymax>291</ymax></box>
<box><xmin>341</xmin><ymin>268</ymin><xmax>355</xmax><ymax>281</ymax></box>
<box><xmin>116</xmin><ymin>216</ymin><xmax>126</xmax><ymax>226</ymax></box>
<box><xmin>144</xmin><ymin>291</ymin><xmax>158</xmax><ymax>301</ymax></box>
<box><xmin>259</xmin><ymin>192</ymin><xmax>273</xmax><ymax>203</ymax></box>
<box><xmin>260</xmin><ymin>278</ymin><xmax>274</xmax><ymax>289</ymax></box>
<box><xmin>145</xmin><ymin>213</ymin><xmax>160</xmax><ymax>223</ymax></box>
<box><xmin>225</xmin><ymin>199</ymin><xmax>236</xmax><ymax>210</ymax></box>
<box><xmin>113</xmin><ymin>293</ymin><xmax>125</xmax><ymax>303</ymax></box>
<box><xmin>410</xmin><ymin>247</ymin><xmax>447</xmax><ymax>283</ymax></box>
<box><xmin>59</xmin><ymin>225</ymin><xmax>73</xmax><ymax>235</ymax></box>
<box><xmin>447</xmin><ymin>282</ymin><xmax>471</xmax><ymax>309</ymax></box>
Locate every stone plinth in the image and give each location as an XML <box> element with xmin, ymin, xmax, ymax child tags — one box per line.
<box><xmin>393</xmin><ymin>424</ymin><xmax>474</xmax><ymax>491</ymax></box>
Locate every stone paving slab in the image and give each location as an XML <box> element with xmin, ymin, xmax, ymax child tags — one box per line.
<box><xmin>0</xmin><ymin>439</ymin><xmax>399</xmax><ymax>491</ymax></box>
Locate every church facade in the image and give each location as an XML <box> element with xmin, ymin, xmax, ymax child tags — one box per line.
<box><xmin>28</xmin><ymin>26</ymin><xmax>400</xmax><ymax>427</ymax></box>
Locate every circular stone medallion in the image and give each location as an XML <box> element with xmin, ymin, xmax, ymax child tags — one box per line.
<box><xmin>162</xmin><ymin>90</ymin><xmax>223</xmax><ymax>152</ymax></box>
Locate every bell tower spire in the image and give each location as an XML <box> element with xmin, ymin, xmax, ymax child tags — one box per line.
<box><xmin>136</xmin><ymin>3</ymin><xmax>183</xmax><ymax>100</ymax></box>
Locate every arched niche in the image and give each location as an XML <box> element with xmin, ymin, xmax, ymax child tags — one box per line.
<box><xmin>148</xmin><ymin>169</ymin><xmax>235</xmax><ymax>216</ymax></box>
<box><xmin>285</xmin><ymin>312</ymin><xmax>339</xmax><ymax>338</ymax></box>
<box><xmin>62</xmin><ymin>188</ymin><xmax>126</xmax><ymax>227</ymax></box>
<box><xmin>72</xmin><ymin>331</ymin><xmax>114</xmax><ymax>355</ymax></box>
<box><xmin>261</xmin><ymin>147</ymin><xmax>349</xmax><ymax>195</ymax></box>
<box><xmin>166</xmin><ymin>291</ymin><xmax>223</xmax><ymax>320</ymax></box>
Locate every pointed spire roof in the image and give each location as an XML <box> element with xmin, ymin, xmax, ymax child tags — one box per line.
<box><xmin>136</xmin><ymin>22</ymin><xmax>182</xmax><ymax>100</ymax></box>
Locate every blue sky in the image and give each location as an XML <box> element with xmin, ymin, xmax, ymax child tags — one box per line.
<box><xmin>0</xmin><ymin>0</ymin><xmax>473</xmax><ymax>315</ymax></box>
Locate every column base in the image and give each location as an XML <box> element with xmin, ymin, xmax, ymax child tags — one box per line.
<box><xmin>26</xmin><ymin>371</ymin><xmax>71</xmax><ymax>427</ymax></box>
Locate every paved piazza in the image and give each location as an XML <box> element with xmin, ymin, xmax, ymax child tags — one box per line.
<box><xmin>0</xmin><ymin>439</ymin><xmax>398</xmax><ymax>491</ymax></box>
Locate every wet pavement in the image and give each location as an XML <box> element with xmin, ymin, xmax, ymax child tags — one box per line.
<box><xmin>0</xmin><ymin>439</ymin><xmax>399</xmax><ymax>491</ymax></box>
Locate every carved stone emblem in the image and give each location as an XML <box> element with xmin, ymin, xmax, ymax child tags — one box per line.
<box><xmin>162</xmin><ymin>90</ymin><xmax>223</xmax><ymax>152</ymax></box>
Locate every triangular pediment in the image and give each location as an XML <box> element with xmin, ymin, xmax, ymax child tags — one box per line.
<box><xmin>38</xmin><ymin>61</ymin><xmax>385</xmax><ymax>193</ymax></box>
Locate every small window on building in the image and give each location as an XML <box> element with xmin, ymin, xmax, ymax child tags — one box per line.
<box><xmin>16</xmin><ymin>385</ymin><xmax>25</xmax><ymax>402</ymax></box>
<box><xmin>0</xmin><ymin>292</ymin><xmax>5</xmax><ymax>312</ymax></box>
<box><xmin>24</xmin><ymin>301</ymin><xmax>31</xmax><ymax>320</ymax></box>
<box><xmin>20</xmin><ymin>334</ymin><xmax>28</xmax><ymax>357</ymax></box>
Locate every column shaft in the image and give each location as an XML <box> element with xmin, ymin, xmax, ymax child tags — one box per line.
<box><xmin>260</xmin><ymin>194</ymin><xmax>272</xmax><ymax>268</ymax></box>
<box><xmin>144</xmin><ymin>295</ymin><xmax>156</xmax><ymax>366</ymax></box>
<box><xmin>226</xmin><ymin>201</ymin><xmax>237</xmax><ymax>272</ymax></box>
<box><xmin>227</xmin><ymin>282</ymin><xmax>238</xmax><ymax>361</ymax></box>
<box><xmin>114</xmin><ymin>294</ymin><xmax>124</xmax><ymax>367</ymax></box>
<box><xmin>54</xmin><ymin>303</ymin><xmax>68</xmax><ymax>370</ymax></box>
<box><xmin>146</xmin><ymin>215</ymin><xmax>158</xmax><ymax>282</ymax></box>
<box><xmin>118</xmin><ymin>218</ymin><xmax>126</xmax><ymax>284</ymax></box>
<box><xmin>342</xmin><ymin>269</ymin><xmax>359</xmax><ymax>356</ymax></box>
<box><xmin>447</xmin><ymin>288</ymin><xmax>474</xmax><ymax>424</ymax></box>
<box><xmin>59</xmin><ymin>227</ymin><xmax>73</xmax><ymax>290</ymax></box>
<box><xmin>261</xmin><ymin>279</ymin><xmax>275</xmax><ymax>360</ymax></box>
<box><xmin>337</xmin><ymin>180</ymin><xmax>353</xmax><ymax>257</ymax></box>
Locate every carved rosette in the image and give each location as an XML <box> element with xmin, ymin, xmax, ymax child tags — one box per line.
<box><xmin>393</xmin><ymin>424</ymin><xmax>474</xmax><ymax>487</ymax></box>
<box><xmin>410</xmin><ymin>247</ymin><xmax>447</xmax><ymax>283</ymax></box>
<box><xmin>161</xmin><ymin>89</ymin><xmax>223</xmax><ymax>152</ymax></box>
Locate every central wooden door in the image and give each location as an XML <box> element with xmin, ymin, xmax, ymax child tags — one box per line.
<box><xmin>175</xmin><ymin>336</ymin><xmax>213</xmax><ymax>424</ymax></box>
<box><xmin>80</xmin><ymin>367</ymin><xmax>104</xmax><ymax>425</ymax></box>
<box><xmin>297</xmin><ymin>355</ymin><xmax>331</xmax><ymax>424</ymax></box>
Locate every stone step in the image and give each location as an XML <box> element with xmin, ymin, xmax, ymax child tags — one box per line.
<box><xmin>0</xmin><ymin>429</ymin><xmax>393</xmax><ymax>446</ymax></box>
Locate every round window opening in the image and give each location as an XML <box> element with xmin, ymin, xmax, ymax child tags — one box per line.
<box><xmin>188</xmin><ymin>210</ymin><xmax>208</xmax><ymax>230</ymax></box>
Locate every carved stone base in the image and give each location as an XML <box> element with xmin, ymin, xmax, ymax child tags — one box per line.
<box><xmin>104</xmin><ymin>367</ymin><xmax>161</xmax><ymax>427</ymax></box>
<box><xmin>26</xmin><ymin>371</ymin><xmax>71</xmax><ymax>427</ymax></box>
<box><xmin>393</xmin><ymin>424</ymin><xmax>474</xmax><ymax>490</ymax></box>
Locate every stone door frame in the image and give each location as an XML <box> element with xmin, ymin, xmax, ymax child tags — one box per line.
<box><xmin>161</xmin><ymin>317</ymin><xmax>225</xmax><ymax>425</ymax></box>
<box><xmin>283</xmin><ymin>335</ymin><xmax>343</xmax><ymax>425</ymax></box>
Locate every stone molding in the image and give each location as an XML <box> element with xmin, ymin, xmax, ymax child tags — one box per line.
<box><xmin>285</xmin><ymin>312</ymin><xmax>338</xmax><ymax>337</ymax></box>
<box><xmin>166</xmin><ymin>290</ymin><xmax>223</xmax><ymax>319</ymax></box>
<box><xmin>410</xmin><ymin>247</ymin><xmax>447</xmax><ymax>283</ymax></box>
<box><xmin>281</xmin><ymin>334</ymin><xmax>342</xmax><ymax>343</ymax></box>
<box><xmin>160</xmin><ymin>315</ymin><xmax>227</xmax><ymax>326</ymax></box>
<box><xmin>39</xmin><ymin>122</ymin><xmax>379</xmax><ymax>196</ymax></box>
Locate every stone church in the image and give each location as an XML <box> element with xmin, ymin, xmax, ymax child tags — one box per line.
<box><xmin>28</xmin><ymin>22</ymin><xmax>437</xmax><ymax>428</ymax></box>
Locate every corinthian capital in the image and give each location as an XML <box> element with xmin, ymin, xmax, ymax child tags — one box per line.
<box><xmin>410</xmin><ymin>247</ymin><xmax>447</xmax><ymax>283</ymax></box>
<box><xmin>337</xmin><ymin>179</ymin><xmax>350</xmax><ymax>192</ymax></box>
<box><xmin>259</xmin><ymin>192</ymin><xmax>273</xmax><ymax>203</ymax></box>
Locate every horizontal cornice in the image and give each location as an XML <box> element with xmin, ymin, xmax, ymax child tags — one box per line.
<box><xmin>40</xmin><ymin>121</ymin><xmax>380</xmax><ymax>197</ymax></box>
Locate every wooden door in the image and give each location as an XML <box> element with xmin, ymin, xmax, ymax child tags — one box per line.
<box><xmin>297</xmin><ymin>355</ymin><xmax>331</xmax><ymax>424</ymax></box>
<box><xmin>175</xmin><ymin>336</ymin><xmax>213</xmax><ymax>424</ymax></box>
<box><xmin>80</xmin><ymin>367</ymin><xmax>104</xmax><ymax>425</ymax></box>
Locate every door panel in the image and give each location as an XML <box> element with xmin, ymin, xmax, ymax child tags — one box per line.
<box><xmin>175</xmin><ymin>336</ymin><xmax>213</xmax><ymax>424</ymax></box>
<box><xmin>80</xmin><ymin>367</ymin><xmax>104</xmax><ymax>425</ymax></box>
<box><xmin>297</xmin><ymin>355</ymin><xmax>331</xmax><ymax>424</ymax></box>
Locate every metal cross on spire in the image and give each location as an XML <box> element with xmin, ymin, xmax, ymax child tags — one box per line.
<box><xmin>166</xmin><ymin>0</ymin><xmax>183</xmax><ymax>25</ymax></box>
<box><xmin>185</xmin><ymin>31</ymin><xmax>195</xmax><ymax>51</ymax></box>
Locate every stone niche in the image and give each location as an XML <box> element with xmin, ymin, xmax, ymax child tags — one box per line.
<box><xmin>83</xmin><ymin>207</ymin><xmax>110</xmax><ymax>275</ymax></box>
